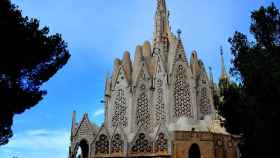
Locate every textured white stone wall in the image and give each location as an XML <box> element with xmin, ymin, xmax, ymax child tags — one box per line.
<box><xmin>69</xmin><ymin>1</ymin><xmax>228</xmax><ymax>158</ymax></box>
<box><xmin>103</xmin><ymin>37</ymin><xmax>216</xmax><ymax>137</ymax></box>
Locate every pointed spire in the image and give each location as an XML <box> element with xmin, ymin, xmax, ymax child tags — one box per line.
<box><xmin>208</xmin><ymin>67</ymin><xmax>214</xmax><ymax>85</ymax></box>
<box><xmin>105</xmin><ymin>72</ymin><xmax>111</xmax><ymax>97</ymax></box>
<box><xmin>111</xmin><ymin>58</ymin><xmax>122</xmax><ymax>88</ymax></box>
<box><xmin>133</xmin><ymin>45</ymin><xmax>143</xmax><ymax>82</ymax></box>
<box><xmin>157</xmin><ymin>0</ymin><xmax>167</xmax><ymax>10</ymax></box>
<box><xmin>175</xmin><ymin>30</ymin><xmax>187</xmax><ymax>63</ymax></box>
<box><xmin>122</xmin><ymin>51</ymin><xmax>132</xmax><ymax>83</ymax></box>
<box><xmin>143</xmin><ymin>41</ymin><xmax>152</xmax><ymax>58</ymax></box>
<box><xmin>71</xmin><ymin>111</ymin><xmax>76</xmax><ymax>136</ymax></box>
<box><xmin>133</xmin><ymin>45</ymin><xmax>143</xmax><ymax>70</ymax></box>
<box><xmin>208</xmin><ymin>66</ymin><xmax>215</xmax><ymax>91</ymax></box>
<box><xmin>104</xmin><ymin>72</ymin><xmax>111</xmax><ymax>127</ymax></box>
<box><xmin>123</xmin><ymin>51</ymin><xmax>131</xmax><ymax>63</ymax></box>
<box><xmin>220</xmin><ymin>46</ymin><xmax>228</xmax><ymax>81</ymax></box>
<box><xmin>153</xmin><ymin>0</ymin><xmax>170</xmax><ymax>53</ymax></box>
<box><xmin>190</xmin><ymin>50</ymin><xmax>198</xmax><ymax>67</ymax></box>
<box><xmin>155</xmin><ymin>0</ymin><xmax>169</xmax><ymax>30</ymax></box>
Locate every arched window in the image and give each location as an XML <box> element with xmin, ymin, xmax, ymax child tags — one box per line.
<box><xmin>76</xmin><ymin>140</ymin><xmax>89</xmax><ymax>158</ymax></box>
<box><xmin>111</xmin><ymin>133</ymin><xmax>124</xmax><ymax>154</ymax></box>
<box><xmin>131</xmin><ymin>133</ymin><xmax>152</xmax><ymax>153</ymax></box>
<box><xmin>95</xmin><ymin>134</ymin><xmax>109</xmax><ymax>155</ymax></box>
<box><xmin>189</xmin><ymin>143</ymin><xmax>201</xmax><ymax>158</ymax></box>
<box><xmin>155</xmin><ymin>132</ymin><xmax>168</xmax><ymax>153</ymax></box>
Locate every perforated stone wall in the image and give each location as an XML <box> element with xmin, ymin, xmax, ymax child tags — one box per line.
<box><xmin>174</xmin><ymin>65</ymin><xmax>193</xmax><ymax>118</ymax></box>
<box><xmin>112</xmin><ymin>89</ymin><xmax>128</xmax><ymax>128</ymax></box>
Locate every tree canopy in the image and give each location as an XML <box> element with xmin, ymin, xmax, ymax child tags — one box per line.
<box><xmin>218</xmin><ymin>3</ymin><xmax>280</xmax><ymax>158</ymax></box>
<box><xmin>0</xmin><ymin>0</ymin><xmax>70</xmax><ymax>145</ymax></box>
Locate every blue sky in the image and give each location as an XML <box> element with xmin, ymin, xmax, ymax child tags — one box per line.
<box><xmin>1</xmin><ymin>0</ymin><xmax>279</xmax><ymax>158</ymax></box>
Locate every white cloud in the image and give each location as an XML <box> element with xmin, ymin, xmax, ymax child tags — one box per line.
<box><xmin>0</xmin><ymin>129</ymin><xmax>70</xmax><ymax>158</ymax></box>
<box><xmin>93</xmin><ymin>109</ymin><xmax>104</xmax><ymax>117</ymax></box>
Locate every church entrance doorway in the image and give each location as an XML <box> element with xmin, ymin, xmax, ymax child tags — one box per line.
<box><xmin>76</xmin><ymin>139</ymin><xmax>89</xmax><ymax>158</ymax></box>
<box><xmin>188</xmin><ymin>143</ymin><xmax>201</xmax><ymax>158</ymax></box>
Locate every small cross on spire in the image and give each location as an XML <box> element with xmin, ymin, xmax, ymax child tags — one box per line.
<box><xmin>220</xmin><ymin>46</ymin><xmax>224</xmax><ymax>55</ymax></box>
<box><xmin>177</xmin><ymin>29</ymin><xmax>182</xmax><ymax>39</ymax></box>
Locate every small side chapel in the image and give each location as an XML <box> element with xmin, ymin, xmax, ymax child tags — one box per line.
<box><xmin>68</xmin><ymin>0</ymin><xmax>239</xmax><ymax>158</ymax></box>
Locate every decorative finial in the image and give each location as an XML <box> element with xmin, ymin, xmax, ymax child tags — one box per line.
<box><xmin>177</xmin><ymin>29</ymin><xmax>182</xmax><ymax>39</ymax></box>
<box><xmin>208</xmin><ymin>66</ymin><xmax>214</xmax><ymax>88</ymax></box>
<box><xmin>220</xmin><ymin>46</ymin><xmax>224</xmax><ymax>55</ymax></box>
<box><xmin>219</xmin><ymin>46</ymin><xmax>229</xmax><ymax>81</ymax></box>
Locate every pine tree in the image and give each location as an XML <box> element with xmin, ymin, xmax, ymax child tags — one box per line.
<box><xmin>219</xmin><ymin>3</ymin><xmax>280</xmax><ymax>157</ymax></box>
<box><xmin>0</xmin><ymin>0</ymin><xmax>70</xmax><ymax>145</ymax></box>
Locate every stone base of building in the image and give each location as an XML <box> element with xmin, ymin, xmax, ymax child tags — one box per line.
<box><xmin>172</xmin><ymin>131</ymin><xmax>238</xmax><ymax>158</ymax></box>
<box><xmin>70</xmin><ymin>131</ymin><xmax>239</xmax><ymax>158</ymax></box>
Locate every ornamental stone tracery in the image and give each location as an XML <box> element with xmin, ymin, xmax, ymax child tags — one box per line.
<box><xmin>174</xmin><ymin>65</ymin><xmax>193</xmax><ymax>118</ymax></box>
<box><xmin>111</xmin><ymin>133</ymin><xmax>124</xmax><ymax>154</ymax></box>
<box><xmin>95</xmin><ymin>134</ymin><xmax>109</xmax><ymax>155</ymax></box>
<box><xmin>131</xmin><ymin>133</ymin><xmax>152</xmax><ymax>153</ymax></box>
<box><xmin>136</xmin><ymin>92</ymin><xmax>150</xmax><ymax>129</ymax></box>
<box><xmin>112</xmin><ymin>89</ymin><xmax>128</xmax><ymax>128</ymax></box>
<box><xmin>199</xmin><ymin>87</ymin><xmax>211</xmax><ymax>116</ymax></box>
<box><xmin>155</xmin><ymin>79</ymin><xmax>166</xmax><ymax>123</ymax></box>
<box><xmin>155</xmin><ymin>132</ymin><xmax>168</xmax><ymax>153</ymax></box>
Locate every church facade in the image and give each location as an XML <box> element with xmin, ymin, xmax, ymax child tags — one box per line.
<box><xmin>68</xmin><ymin>0</ymin><xmax>239</xmax><ymax>158</ymax></box>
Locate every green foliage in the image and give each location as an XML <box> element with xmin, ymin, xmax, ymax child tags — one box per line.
<box><xmin>0</xmin><ymin>0</ymin><xmax>70</xmax><ymax>145</ymax></box>
<box><xmin>219</xmin><ymin>3</ymin><xmax>280</xmax><ymax>158</ymax></box>
<box><xmin>218</xmin><ymin>82</ymin><xmax>245</xmax><ymax>135</ymax></box>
